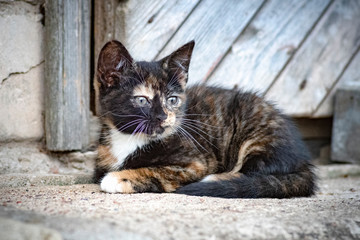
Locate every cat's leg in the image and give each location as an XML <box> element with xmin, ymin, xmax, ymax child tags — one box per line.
<box><xmin>100</xmin><ymin>161</ymin><xmax>207</xmax><ymax>193</ymax></box>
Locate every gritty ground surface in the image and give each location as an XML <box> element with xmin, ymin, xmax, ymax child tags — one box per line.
<box><xmin>0</xmin><ymin>166</ymin><xmax>360</xmax><ymax>240</ymax></box>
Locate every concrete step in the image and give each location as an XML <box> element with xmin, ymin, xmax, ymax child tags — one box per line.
<box><xmin>0</xmin><ymin>165</ymin><xmax>359</xmax><ymax>240</ymax></box>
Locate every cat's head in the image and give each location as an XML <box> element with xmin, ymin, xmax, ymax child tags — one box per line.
<box><xmin>97</xmin><ymin>40</ymin><xmax>195</xmax><ymax>140</ymax></box>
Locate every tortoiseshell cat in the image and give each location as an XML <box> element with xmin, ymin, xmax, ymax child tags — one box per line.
<box><xmin>94</xmin><ymin>40</ymin><xmax>316</xmax><ymax>198</ymax></box>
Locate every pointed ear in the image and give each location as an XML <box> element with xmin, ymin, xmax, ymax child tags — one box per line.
<box><xmin>161</xmin><ymin>40</ymin><xmax>195</xmax><ymax>84</ymax></box>
<box><xmin>97</xmin><ymin>40</ymin><xmax>133</xmax><ymax>88</ymax></box>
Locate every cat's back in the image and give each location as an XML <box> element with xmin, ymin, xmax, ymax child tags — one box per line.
<box><xmin>184</xmin><ymin>85</ymin><xmax>305</xmax><ymax>155</ymax></box>
<box><xmin>185</xmin><ymin>85</ymin><xmax>271</xmax><ymax>118</ymax></box>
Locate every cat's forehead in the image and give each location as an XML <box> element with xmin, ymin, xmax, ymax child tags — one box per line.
<box><xmin>133</xmin><ymin>75</ymin><xmax>159</xmax><ymax>99</ymax></box>
<box><xmin>136</xmin><ymin>61</ymin><xmax>167</xmax><ymax>78</ymax></box>
<box><xmin>131</xmin><ymin>61</ymin><xmax>185</xmax><ymax>99</ymax></box>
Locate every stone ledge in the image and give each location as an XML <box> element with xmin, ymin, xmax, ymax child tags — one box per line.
<box><xmin>0</xmin><ymin>173</ymin><xmax>93</xmax><ymax>188</ymax></box>
<box><xmin>0</xmin><ymin>142</ymin><xmax>96</xmax><ymax>175</ymax></box>
<box><xmin>0</xmin><ymin>177</ymin><xmax>359</xmax><ymax>240</ymax></box>
<box><xmin>317</xmin><ymin>164</ymin><xmax>360</xmax><ymax>179</ymax></box>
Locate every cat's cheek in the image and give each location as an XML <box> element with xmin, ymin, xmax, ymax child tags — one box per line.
<box><xmin>100</xmin><ymin>173</ymin><xmax>134</xmax><ymax>193</ymax></box>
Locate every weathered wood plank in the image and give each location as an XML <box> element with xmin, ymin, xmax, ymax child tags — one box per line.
<box><xmin>265</xmin><ymin>0</ymin><xmax>360</xmax><ymax>117</ymax></box>
<box><xmin>313</xmin><ymin>49</ymin><xmax>360</xmax><ymax>117</ymax></box>
<box><xmin>45</xmin><ymin>0</ymin><xmax>90</xmax><ymax>151</ymax></box>
<box><xmin>94</xmin><ymin>0</ymin><xmax>118</xmax><ymax>63</ymax></box>
<box><xmin>94</xmin><ymin>0</ymin><xmax>199</xmax><ymax>65</ymax></box>
<box><xmin>123</xmin><ymin>0</ymin><xmax>200</xmax><ymax>60</ymax></box>
<box><xmin>94</xmin><ymin>0</ymin><xmax>199</xmax><ymax>114</ymax></box>
<box><xmin>331</xmin><ymin>88</ymin><xmax>360</xmax><ymax>163</ymax></box>
<box><xmin>94</xmin><ymin>0</ymin><xmax>166</xmax><ymax>64</ymax></box>
<box><xmin>207</xmin><ymin>0</ymin><xmax>331</xmax><ymax>92</ymax></box>
<box><xmin>80</xmin><ymin>0</ymin><xmax>91</xmax><ymax>147</ymax></box>
<box><xmin>157</xmin><ymin>0</ymin><xmax>265</xmax><ymax>85</ymax></box>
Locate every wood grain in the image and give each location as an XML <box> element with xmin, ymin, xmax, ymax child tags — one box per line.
<box><xmin>94</xmin><ymin>0</ymin><xmax>200</xmax><ymax>66</ymax></box>
<box><xmin>207</xmin><ymin>0</ymin><xmax>331</xmax><ymax>92</ymax></box>
<box><xmin>94</xmin><ymin>0</ymin><xmax>119</xmax><ymax>67</ymax></box>
<box><xmin>157</xmin><ymin>0</ymin><xmax>265</xmax><ymax>85</ymax></box>
<box><xmin>92</xmin><ymin>0</ymin><xmax>360</xmax><ymax>118</ymax></box>
<box><xmin>45</xmin><ymin>0</ymin><xmax>90</xmax><ymax>151</ymax></box>
<box><xmin>124</xmin><ymin>0</ymin><xmax>200</xmax><ymax>61</ymax></box>
<box><xmin>265</xmin><ymin>0</ymin><xmax>360</xmax><ymax>117</ymax></box>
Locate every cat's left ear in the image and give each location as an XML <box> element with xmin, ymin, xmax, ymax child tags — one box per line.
<box><xmin>161</xmin><ymin>40</ymin><xmax>195</xmax><ymax>84</ymax></box>
<box><xmin>97</xmin><ymin>40</ymin><xmax>133</xmax><ymax>88</ymax></box>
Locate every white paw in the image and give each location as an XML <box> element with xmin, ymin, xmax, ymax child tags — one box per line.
<box><xmin>201</xmin><ymin>174</ymin><xmax>217</xmax><ymax>182</ymax></box>
<box><xmin>100</xmin><ymin>173</ymin><xmax>124</xmax><ymax>193</ymax></box>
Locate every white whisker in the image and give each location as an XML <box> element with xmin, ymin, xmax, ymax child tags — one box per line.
<box><xmin>177</xmin><ymin>126</ymin><xmax>207</xmax><ymax>153</ymax></box>
<box><xmin>175</xmin><ymin>126</ymin><xmax>200</xmax><ymax>152</ymax></box>
<box><xmin>181</xmin><ymin>123</ymin><xmax>218</xmax><ymax>150</ymax></box>
<box><xmin>181</xmin><ymin>118</ymin><xmax>224</xmax><ymax>129</ymax></box>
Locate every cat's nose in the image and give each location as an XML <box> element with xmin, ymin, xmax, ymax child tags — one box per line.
<box><xmin>156</xmin><ymin>113</ymin><xmax>167</xmax><ymax>122</ymax></box>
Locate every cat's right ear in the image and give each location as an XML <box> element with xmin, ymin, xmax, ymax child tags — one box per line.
<box><xmin>97</xmin><ymin>40</ymin><xmax>133</xmax><ymax>88</ymax></box>
<box><xmin>161</xmin><ymin>40</ymin><xmax>195</xmax><ymax>85</ymax></box>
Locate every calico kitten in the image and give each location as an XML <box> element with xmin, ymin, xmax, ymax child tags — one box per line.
<box><xmin>94</xmin><ymin>40</ymin><xmax>316</xmax><ymax>198</ymax></box>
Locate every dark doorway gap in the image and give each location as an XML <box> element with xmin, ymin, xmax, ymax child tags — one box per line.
<box><xmin>90</xmin><ymin>0</ymin><xmax>96</xmax><ymax>115</ymax></box>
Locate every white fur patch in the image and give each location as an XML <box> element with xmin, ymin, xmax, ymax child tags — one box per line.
<box><xmin>201</xmin><ymin>174</ymin><xmax>217</xmax><ymax>182</ymax></box>
<box><xmin>109</xmin><ymin>129</ymin><xmax>148</xmax><ymax>170</ymax></box>
<box><xmin>100</xmin><ymin>173</ymin><xmax>123</xmax><ymax>193</ymax></box>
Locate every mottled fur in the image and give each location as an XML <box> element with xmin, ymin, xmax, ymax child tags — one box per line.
<box><xmin>94</xmin><ymin>40</ymin><xmax>316</xmax><ymax>198</ymax></box>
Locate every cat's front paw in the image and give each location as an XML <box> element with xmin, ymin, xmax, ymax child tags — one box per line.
<box><xmin>100</xmin><ymin>172</ymin><xmax>134</xmax><ymax>193</ymax></box>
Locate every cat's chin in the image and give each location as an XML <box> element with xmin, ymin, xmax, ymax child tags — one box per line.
<box><xmin>148</xmin><ymin>134</ymin><xmax>163</xmax><ymax>141</ymax></box>
<box><xmin>147</xmin><ymin>126</ymin><xmax>174</xmax><ymax>141</ymax></box>
<box><xmin>148</xmin><ymin>132</ymin><xmax>166</xmax><ymax>141</ymax></box>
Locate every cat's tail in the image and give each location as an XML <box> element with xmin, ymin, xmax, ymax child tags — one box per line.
<box><xmin>176</xmin><ymin>167</ymin><xmax>317</xmax><ymax>198</ymax></box>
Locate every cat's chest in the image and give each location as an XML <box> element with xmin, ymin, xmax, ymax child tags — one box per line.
<box><xmin>109</xmin><ymin>129</ymin><xmax>148</xmax><ymax>169</ymax></box>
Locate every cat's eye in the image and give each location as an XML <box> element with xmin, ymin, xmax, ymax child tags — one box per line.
<box><xmin>167</xmin><ymin>96</ymin><xmax>180</xmax><ymax>107</ymax></box>
<box><xmin>135</xmin><ymin>96</ymin><xmax>150</xmax><ymax>107</ymax></box>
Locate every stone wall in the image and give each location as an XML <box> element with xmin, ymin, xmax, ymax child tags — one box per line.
<box><xmin>0</xmin><ymin>0</ymin><xmax>45</xmax><ymax>142</ymax></box>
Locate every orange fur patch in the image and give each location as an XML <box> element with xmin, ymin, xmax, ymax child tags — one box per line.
<box><xmin>108</xmin><ymin>162</ymin><xmax>207</xmax><ymax>193</ymax></box>
<box><xmin>97</xmin><ymin>145</ymin><xmax>117</xmax><ymax>168</ymax></box>
<box><xmin>163</xmin><ymin>111</ymin><xmax>176</xmax><ymax>127</ymax></box>
<box><xmin>188</xmin><ymin>161</ymin><xmax>206</xmax><ymax>175</ymax></box>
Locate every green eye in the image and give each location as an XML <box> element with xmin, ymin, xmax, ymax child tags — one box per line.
<box><xmin>167</xmin><ymin>96</ymin><xmax>180</xmax><ymax>106</ymax></box>
<box><xmin>135</xmin><ymin>96</ymin><xmax>150</xmax><ymax>107</ymax></box>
